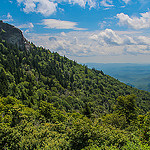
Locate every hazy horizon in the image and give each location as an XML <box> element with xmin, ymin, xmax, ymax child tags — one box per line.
<box><xmin>85</xmin><ymin>62</ymin><xmax>150</xmax><ymax>92</ymax></box>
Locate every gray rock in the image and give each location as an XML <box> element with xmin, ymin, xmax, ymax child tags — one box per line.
<box><xmin>0</xmin><ymin>20</ymin><xmax>31</xmax><ymax>51</ymax></box>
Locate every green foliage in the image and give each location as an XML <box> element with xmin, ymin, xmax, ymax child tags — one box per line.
<box><xmin>0</xmin><ymin>39</ymin><xmax>150</xmax><ymax>114</ymax></box>
<box><xmin>122</xmin><ymin>140</ymin><xmax>150</xmax><ymax>150</ymax></box>
<box><xmin>0</xmin><ymin>67</ymin><xmax>9</xmax><ymax>96</ymax></box>
<box><xmin>0</xmin><ymin>38</ymin><xmax>150</xmax><ymax>149</ymax></box>
<box><xmin>102</xmin><ymin>113</ymin><xmax>127</xmax><ymax>129</ymax></box>
<box><xmin>82</xmin><ymin>102</ymin><xmax>92</xmax><ymax>118</ymax></box>
<box><xmin>114</xmin><ymin>95</ymin><xmax>138</xmax><ymax>124</ymax></box>
<box><xmin>136</xmin><ymin>112</ymin><xmax>150</xmax><ymax>144</ymax></box>
<box><xmin>39</xmin><ymin>100</ymin><xmax>66</xmax><ymax>122</ymax></box>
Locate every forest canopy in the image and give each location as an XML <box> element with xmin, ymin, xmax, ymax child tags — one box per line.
<box><xmin>0</xmin><ymin>37</ymin><xmax>150</xmax><ymax>149</ymax></box>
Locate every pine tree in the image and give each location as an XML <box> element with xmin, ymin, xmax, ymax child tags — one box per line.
<box><xmin>0</xmin><ymin>68</ymin><xmax>8</xmax><ymax>97</ymax></box>
<box><xmin>83</xmin><ymin>102</ymin><xmax>91</xmax><ymax>118</ymax></box>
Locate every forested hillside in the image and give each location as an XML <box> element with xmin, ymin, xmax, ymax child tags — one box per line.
<box><xmin>0</xmin><ymin>25</ymin><xmax>150</xmax><ymax>149</ymax></box>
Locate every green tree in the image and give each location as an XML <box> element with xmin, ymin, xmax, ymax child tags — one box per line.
<box><xmin>83</xmin><ymin>102</ymin><xmax>92</xmax><ymax>118</ymax></box>
<box><xmin>114</xmin><ymin>95</ymin><xmax>138</xmax><ymax>124</ymax></box>
<box><xmin>0</xmin><ymin>68</ymin><xmax>9</xmax><ymax>97</ymax></box>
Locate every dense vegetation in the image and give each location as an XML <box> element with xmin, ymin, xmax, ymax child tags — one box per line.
<box><xmin>0</xmin><ymin>38</ymin><xmax>150</xmax><ymax>149</ymax></box>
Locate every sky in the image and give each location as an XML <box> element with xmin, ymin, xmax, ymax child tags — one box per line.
<box><xmin>0</xmin><ymin>0</ymin><xmax>150</xmax><ymax>63</ymax></box>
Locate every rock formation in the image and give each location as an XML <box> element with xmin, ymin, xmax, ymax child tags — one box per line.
<box><xmin>0</xmin><ymin>20</ymin><xmax>31</xmax><ymax>51</ymax></box>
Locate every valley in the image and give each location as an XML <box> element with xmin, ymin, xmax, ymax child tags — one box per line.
<box><xmin>86</xmin><ymin>63</ymin><xmax>150</xmax><ymax>92</ymax></box>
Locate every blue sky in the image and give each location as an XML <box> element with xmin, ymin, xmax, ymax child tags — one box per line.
<box><xmin>0</xmin><ymin>0</ymin><xmax>150</xmax><ymax>63</ymax></box>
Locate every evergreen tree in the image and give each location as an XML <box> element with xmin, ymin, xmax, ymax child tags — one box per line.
<box><xmin>83</xmin><ymin>102</ymin><xmax>91</xmax><ymax>118</ymax></box>
<box><xmin>0</xmin><ymin>68</ymin><xmax>8</xmax><ymax>96</ymax></box>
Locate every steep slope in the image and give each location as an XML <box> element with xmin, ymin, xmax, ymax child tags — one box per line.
<box><xmin>0</xmin><ymin>29</ymin><xmax>150</xmax><ymax>114</ymax></box>
<box><xmin>0</xmin><ymin>20</ymin><xmax>31</xmax><ymax>51</ymax></box>
<box><xmin>0</xmin><ymin>22</ymin><xmax>150</xmax><ymax>150</ymax></box>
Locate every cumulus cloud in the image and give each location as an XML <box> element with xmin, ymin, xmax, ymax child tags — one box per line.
<box><xmin>117</xmin><ymin>11</ymin><xmax>150</xmax><ymax>29</ymax></box>
<box><xmin>100</xmin><ymin>0</ymin><xmax>114</xmax><ymax>7</ymax></box>
<box><xmin>90</xmin><ymin>29</ymin><xmax>125</xmax><ymax>46</ymax></box>
<box><xmin>90</xmin><ymin>29</ymin><xmax>150</xmax><ymax>46</ymax></box>
<box><xmin>25</xmin><ymin>29</ymin><xmax>150</xmax><ymax>57</ymax></box>
<box><xmin>17</xmin><ymin>0</ymin><xmax>97</xmax><ymax>16</ymax></box>
<box><xmin>98</xmin><ymin>29</ymin><xmax>123</xmax><ymax>45</ymax></box>
<box><xmin>17</xmin><ymin>0</ymin><xmax>57</xmax><ymax>16</ymax></box>
<box><xmin>65</xmin><ymin>0</ymin><xmax>96</xmax><ymax>8</ymax></box>
<box><xmin>36</xmin><ymin>1</ymin><xmax>57</xmax><ymax>16</ymax></box>
<box><xmin>123</xmin><ymin>35</ymin><xmax>136</xmax><ymax>45</ymax></box>
<box><xmin>41</xmin><ymin>19</ymin><xmax>87</xmax><ymax>30</ymax></box>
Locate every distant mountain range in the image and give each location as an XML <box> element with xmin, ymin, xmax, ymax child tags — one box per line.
<box><xmin>86</xmin><ymin>63</ymin><xmax>150</xmax><ymax>92</ymax></box>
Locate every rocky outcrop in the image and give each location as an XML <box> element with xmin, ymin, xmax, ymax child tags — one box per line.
<box><xmin>0</xmin><ymin>20</ymin><xmax>31</xmax><ymax>51</ymax></box>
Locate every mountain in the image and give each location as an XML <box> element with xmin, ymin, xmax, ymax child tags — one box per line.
<box><xmin>0</xmin><ymin>22</ymin><xmax>150</xmax><ymax>150</ymax></box>
<box><xmin>0</xmin><ymin>20</ymin><xmax>31</xmax><ymax>51</ymax></box>
<box><xmin>86</xmin><ymin>63</ymin><xmax>150</xmax><ymax>92</ymax></box>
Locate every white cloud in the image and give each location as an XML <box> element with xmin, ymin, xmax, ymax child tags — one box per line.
<box><xmin>100</xmin><ymin>0</ymin><xmax>114</xmax><ymax>7</ymax></box>
<box><xmin>98</xmin><ymin>29</ymin><xmax>123</xmax><ymax>45</ymax></box>
<box><xmin>7</xmin><ymin>13</ymin><xmax>13</xmax><ymax>21</ymax></box>
<box><xmin>17</xmin><ymin>22</ymin><xmax>34</xmax><ymax>28</ymax></box>
<box><xmin>70</xmin><ymin>0</ymin><xmax>96</xmax><ymax>8</ymax></box>
<box><xmin>3</xmin><ymin>13</ymin><xmax>13</xmax><ymax>22</ymax></box>
<box><xmin>41</xmin><ymin>19</ymin><xmax>87</xmax><ymax>30</ymax></box>
<box><xmin>90</xmin><ymin>29</ymin><xmax>150</xmax><ymax>46</ymax></box>
<box><xmin>89</xmin><ymin>34</ymin><xmax>98</xmax><ymax>40</ymax></box>
<box><xmin>54</xmin><ymin>0</ymin><xmax>97</xmax><ymax>8</ymax></box>
<box><xmin>25</xmin><ymin>29</ymin><xmax>150</xmax><ymax>57</ymax></box>
<box><xmin>49</xmin><ymin>36</ymin><xmax>57</xmax><ymax>41</ymax></box>
<box><xmin>90</xmin><ymin>29</ymin><xmax>125</xmax><ymax>46</ymax></box>
<box><xmin>99</xmin><ymin>21</ymin><xmax>107</xmax><ymax>29</ymax></box>
<box><xmin>36</xmin><ymin>1</ymin><xmax>57</xmax><ymax>16</ymax></box>
<box><xmin>17</xmin><ymin>0</ymin><xmax>57</xmax><ymax>16</ymax></box>
<box><xmin>17</xmin><ymin>0</ymin><xmax>97</xmax><ymax>16</ymax></box>
<box><xmin>117</xmin><ymin>11</ymin><xmax>150</xmax><ymax>29</ymax></box>
<box><xmin>123</xmin><ymin>35</ymin><xmax>136</xmax><ymax>45</ymax></box>
<box><xmin>17</xmin><ymin>0</ymin><xmax>24</xmax><ymax>3</ymax></box>
<box><xmin>134</xmin><ymin>36</ymin><xmax>150</xmax><ymax>45</ymax></box>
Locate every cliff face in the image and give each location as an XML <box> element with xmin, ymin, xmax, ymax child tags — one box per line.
<box><xmin>0</xmin><ymin>20</ymin><xmax>31</xmax><ymax>51</ymax></box>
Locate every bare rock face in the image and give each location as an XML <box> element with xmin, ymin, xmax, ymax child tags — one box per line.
<box><xmin>0</xmin><ymin>20</ymin><xmax>31</xmax><ymax>51</ymax></box>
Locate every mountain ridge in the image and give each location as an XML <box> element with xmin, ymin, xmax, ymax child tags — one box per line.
<box><xmin>0</xmin><ymin>21</ymin><xmax>150</xmax><ymax>113</ymax></box>
<box><xmin>0</xmin><ymin>22</ymin><xmax>150</xmax><ymax>150</ymax></box>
